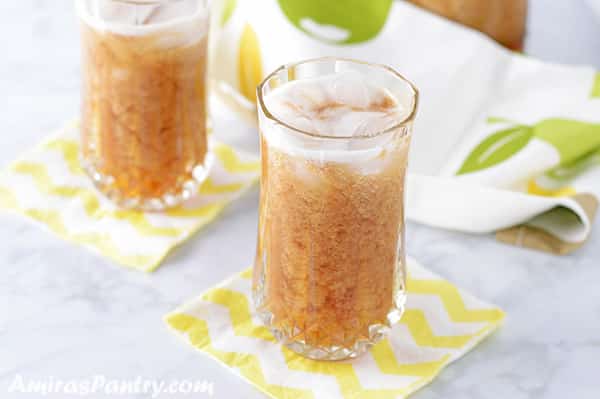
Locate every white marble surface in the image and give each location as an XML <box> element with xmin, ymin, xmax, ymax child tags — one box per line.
<box><xmin>1</xmin><ymin>1</ymin><xmax>599</xmax><ymax>398</ymax></box>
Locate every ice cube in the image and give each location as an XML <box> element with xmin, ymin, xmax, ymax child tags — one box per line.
<box><xmin>326</xmin><ymin>70</ymin><xmax>371</xmax><ymax>109</ymax></box>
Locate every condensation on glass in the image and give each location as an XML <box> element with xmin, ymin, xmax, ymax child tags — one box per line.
<box><xmin>408</xmin><ymin>0</ymin><xmax>528</xmax><ymax>50</ymax></box>
<box><xmin>253</xmin><ymin>58</ymin><xmax>419</xmax><ymax>360</ymax></box>
<box><xmin>76</xmin><ymin>0</ymin><xmax>211</xmax><ymax>210</ymax></box>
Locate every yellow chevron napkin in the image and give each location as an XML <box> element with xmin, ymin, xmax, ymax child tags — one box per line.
<box><xmin>166</xmin><ymin>257</ymin><xmax>505</xmax><ymax>399</ymax></box>
<box><xmin>0</xmin><ymin>120</ymin><xmax>260</xmax><ymax>272</ymax></box>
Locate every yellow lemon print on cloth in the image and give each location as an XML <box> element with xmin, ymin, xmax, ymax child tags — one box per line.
<box><xmin>527</xmin><ymin>180</ymin><xmax>576</xmax><ymax>198</ymax></box>
<box><xmin>238</xmin><ymin>23</ymin><xmax>263</xmax><ymax>103</ymax></box>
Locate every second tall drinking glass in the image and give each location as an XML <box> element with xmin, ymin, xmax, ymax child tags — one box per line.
<box><xmin>253</xmin><ymin>58</ymin><xmax>419</xmax><ymax>360</ymax></box>
<box><xmin>77</xmin><ymin>0</ymin><xmax>211</xmax><ymax>210</ymax></box>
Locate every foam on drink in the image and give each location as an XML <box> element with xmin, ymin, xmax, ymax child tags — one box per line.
<box><xmin>76</xmin><ymin>0</ymin><xmax>208</xmax><ymax>43</ymax></box>
<box><xmin>262</xmin><ymin>70</ymin><xmax>410</xmax><ymax>164</ymax></box>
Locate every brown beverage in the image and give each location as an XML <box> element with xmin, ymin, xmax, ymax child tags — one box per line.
<box><xmin>408</xmin><ymin>0</ymin><xmax>527</xmax><ymax>50</ymax></box>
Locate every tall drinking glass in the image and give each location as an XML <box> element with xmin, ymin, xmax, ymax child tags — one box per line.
<box><xmin>253</xmin><ymin>58</ymin><xmax>419</xmax><ymax>360</ymax></box>
<box><xmin>77</xmin><ymin>0</ymin><xmax>211</xmax><ymax>210</ymax></box>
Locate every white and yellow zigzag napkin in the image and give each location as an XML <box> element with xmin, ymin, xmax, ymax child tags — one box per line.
<box><xmin>166</xmin><ymin>258</ymin><xmax>504</xmax><ymax>399</ymax></box>
<box><xmin>0</xmin><ymin>120</ymin><xmax>260</xmax><ymax>272</ymax></box>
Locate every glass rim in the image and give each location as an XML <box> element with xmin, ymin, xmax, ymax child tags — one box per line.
<box><xmin>256</xmin><ymin>57</ymin><xmax>419</xmax><ymax>140</ymax></box>
<box><xmin>76</xmin><ymin>0</ymin><xmax>208</xmax><ymax>30</ymax></box>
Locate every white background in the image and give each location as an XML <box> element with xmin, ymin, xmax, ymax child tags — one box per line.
<box><xmin>1</xmin><ymin>1</ymin><xmax>599</xmax><ymax>398</ymax></box>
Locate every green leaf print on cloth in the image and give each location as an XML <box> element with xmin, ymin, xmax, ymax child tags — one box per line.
<box><xmin>277</xmin><ymin>0</ymin><xmax>393</xmax><ymax>44</ymax></box>
<box><xmin>220</xmin><ymin>0</ymin><xmax>237</xmax><ymax>26</ymax></box>
<box><xmin>457</xmin><ymin>126</ymin><xmax>533</xmax><ymax>175</ymax></box>
<box><xmin>458</xmin><ymin>118</ymin><xmax>600</xmax><ymax>175</ymax></box>
<box><xmin>534</xmin><ymin>118</ymin><xmax>600</xmax><ymax>165</ymax></box>
<box><xmin>590</xmin><ymin>72</ymin><xmax>600</xmax><ymax>98</ymax></box>
<box><xmin>546</xmin><ymin>147</ymin><xmax>600</xmax><ymax>183</ymax></box>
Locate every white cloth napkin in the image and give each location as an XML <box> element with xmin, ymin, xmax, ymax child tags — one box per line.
<box><xmin>210</xmin><ymin>0</ymin><xmax>600</xmax><ymax>253</ymax></box>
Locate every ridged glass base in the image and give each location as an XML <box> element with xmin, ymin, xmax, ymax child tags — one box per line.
<box><xmin>253</xmin><ymin>278</ymin><xmax>406</xmax><ymax>361</ymax></box>
<box><xmin>81</xmin><ymin>153</ymin><xmax>214</xmax><ymax>212</ymax></box>
<box><xmin>256</xmin><ymin>304</ymin><xmax>405</xmax><ymax>361</ymax></box>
